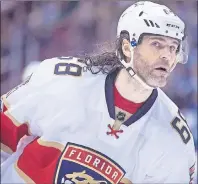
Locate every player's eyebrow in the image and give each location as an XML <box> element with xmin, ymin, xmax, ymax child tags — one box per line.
<box><xmin>149</xmin><ymin>36</ymin><xmax>179</xmax><ymax>45</ymax></box>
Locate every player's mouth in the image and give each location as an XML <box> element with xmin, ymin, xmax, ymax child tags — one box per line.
<box><xmin>154</xmin><ymin>66</ymin><xmax>169</xmax><ymax>76</ymax></box>
<box><xmin>154</xmin><ymin>67</ymin><xmax>169</xmax><ymax>73</ymax></box>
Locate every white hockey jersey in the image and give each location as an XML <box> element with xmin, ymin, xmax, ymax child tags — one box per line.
<box><xmin>1</xmin><ymin>57</ymin><xmax>196</xmax><ymax>183</ymax></box>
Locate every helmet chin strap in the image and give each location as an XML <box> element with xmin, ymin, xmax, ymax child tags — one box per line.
<box><xmin>120</xmin><ymin>46</ymin><xmax>155</xmax><ymax>90</ymax></box>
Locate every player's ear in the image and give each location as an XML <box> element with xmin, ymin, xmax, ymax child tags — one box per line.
<box><xmin>122</xmin><ymin>39</ymin><xmax>131</xmax><ymax>62</ymax></box>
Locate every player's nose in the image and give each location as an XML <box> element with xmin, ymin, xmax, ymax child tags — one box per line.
<box><xmin>159</xmin><ymin>47</ymin><xmax>174</xmax><ymax>66</ymax></box>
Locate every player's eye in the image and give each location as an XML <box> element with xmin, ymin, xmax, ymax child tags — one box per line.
<box><xmin>151</xmin><ymin>41</ymin><xmax>162</xmax><ymax>48</ymax></box>
<box><xmin>170</xmin><ymin>45</ymin><xmax>177</xmax><ymax>52</ymax></box>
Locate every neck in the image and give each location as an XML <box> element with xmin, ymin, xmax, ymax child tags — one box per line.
<box><xmin>115</xmin><ymin>69</ymin><xmax>153</xmax><ymax>103</ymax></box>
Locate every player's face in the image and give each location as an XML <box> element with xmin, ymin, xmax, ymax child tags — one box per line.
<box><xmin>133</xmin><ymin>35</ymin><xmax>180</xmax><ymax>88</ymax></box>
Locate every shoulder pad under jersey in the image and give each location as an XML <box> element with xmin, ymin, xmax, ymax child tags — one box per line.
<box><xmin>29</xmin><ymin>56</ymin><xmax>89</xmax><ymax>87</ymax></box>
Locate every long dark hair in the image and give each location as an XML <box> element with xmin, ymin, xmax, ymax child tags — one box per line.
<box><xmin>77</xmin><ymin>31</ymin><xmax>180</xmax><ymax>75</ymax></box>
<box><xmin>77</xmin><ymin>31</ymin><xmax>131</xmax><ymax>74</ymax></box>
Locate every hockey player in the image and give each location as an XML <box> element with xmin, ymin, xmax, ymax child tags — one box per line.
<box><xmin>1</xmin><ymin>1</ymin><xmax>196</xmax><ymax>183</ymax></box>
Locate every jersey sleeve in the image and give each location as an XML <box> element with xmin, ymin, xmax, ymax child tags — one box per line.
<box><xmin>1</xmin><ymin>56</ymin><xmax>87</xmax><ymax>111</ymax></box>
<box><xmin>1</xmin><ymin>56</ymin><xmax>86</xmax><ymax>155</ymax></box>
<box><xmin>1</xmin><ymin>91</ymin><xmax>42</xmax><ymax>154</ymax></box>
<box><xmin>1</xmin><ymin>74</ymin><xmax>33</xmax><ymax>112</ymax></box>
<box><xmin>0</xmin><ymin>57</ymin><xmax>56</xmax><ymax>155</ymax></box>
<box><xmin>163</xmin><ymin>137</ymin><xmax>196</xmax><ymax>184</ymax></box>
<box><xmin>143</xmin><ymin>130</ymin><xmax>196</xmax><ymax>183</ymax></box>
<box><xmin>0</xmin><ymin>57</ymin><xmax>58</xmax><ymax>111</ymax></box>
<box><xmin>186</xmin><ymin>136</ymin><xmax>196</xmax><ymax>184</ymax></box>
<box><xmin>1</xmin><ymin>64</ymin><xmax>41</xmax><ymax>161</ymax></box>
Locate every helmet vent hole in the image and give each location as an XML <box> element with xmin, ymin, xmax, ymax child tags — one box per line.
<box><xmin>144</xmin><ymin>19</ymin><xmax>150</xmax><ymax>27</ymax></box>
<box><xmin>155</xmin><ymin>23</ymin><xmax>160</xmax><ymax>28</ymax></box>
<box><xmin>149</xmin><ymin>20</ymin><xmax>154</xmax><ymax>27</ymax></box>
<box><xmin>139</xmin><ymin>11</ymin><xmax>144</xmax><ymax>16</ymax></box>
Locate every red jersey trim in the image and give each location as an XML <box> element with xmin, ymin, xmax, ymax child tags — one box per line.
<box><xmin>17</xmin><ymin>138</ymin><xmax>63</xmax><ymax>184</ymax></box>
<box><xmin>37</xmin><ymin>139</ymin><xmax>65</xmax><ymax>151</ymax></box>
<box><xmin>114</xmin><ymin>85</ymin><xmax>143</xmax><ymax>114</ymax></box>
<box><xmin>14</xmin><ymin>162</ymin><xmax>35</xmax><ymax>184</ymax></box>
<box><xmin>1</xmin><ymin>112</ymin><xmax>31</xmax><ymax>152</ymax></box>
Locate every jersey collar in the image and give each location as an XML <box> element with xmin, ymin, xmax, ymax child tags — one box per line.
<box><xmin>105</xmin><ymin>68</ymin><xmax>158</xmax><ymax>126</ymax></box>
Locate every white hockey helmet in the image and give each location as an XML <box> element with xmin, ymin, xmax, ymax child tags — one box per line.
<box><xmin>117</xmin><ymin>1</ymin><xmax>188</xmax><ymax>88</ymax></box>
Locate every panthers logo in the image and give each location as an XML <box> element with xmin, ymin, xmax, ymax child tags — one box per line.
<box><xmin>61</xmin><ymin>170</ymin><xmax>107</xmax><ymax>184</ymax></box>
<box><xmin>54</xmin><ymin>143</ymin><xmax>125</xmax><ymax>184</ymax></box>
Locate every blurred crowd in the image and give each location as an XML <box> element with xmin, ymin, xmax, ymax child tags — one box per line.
<box><xmin>1</xmin><ymin>0</ymin><xmax>197</xmax><ymax>152</ymax></box>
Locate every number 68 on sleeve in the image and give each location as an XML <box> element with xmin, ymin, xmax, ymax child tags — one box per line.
<box><xmin>171</xmin><ymin>110</ymin><xmax>192</xmax><ymax>144</ymax></box>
